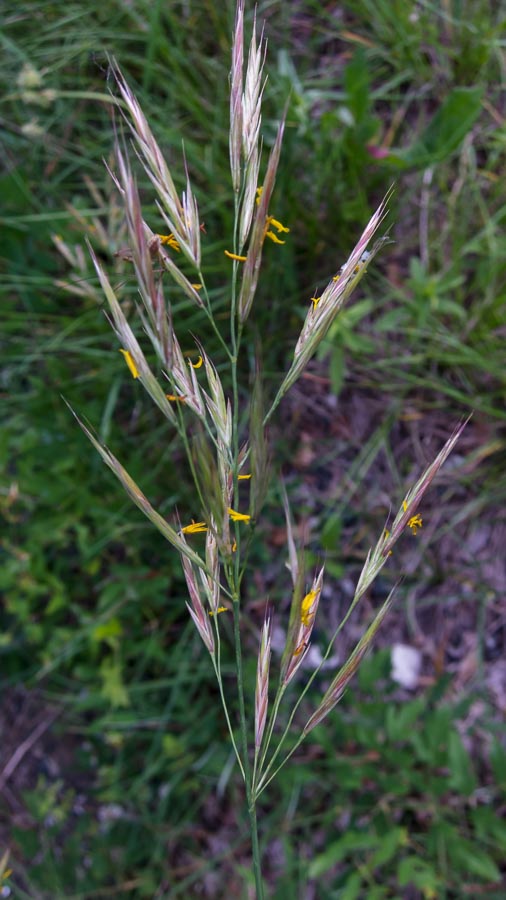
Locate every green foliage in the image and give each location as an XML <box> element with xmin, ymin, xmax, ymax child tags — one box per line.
<box><xmin>6</xmin><ymin>653</ymin><xmax>505</xmax><ymax>898</ymax></box>
<box><xmin>280</xmin><ymin>652</ymin><xmax>505</xmax><ymax>897</ymax></box>
<box><xmin>391</xmin><ymin>87</ymin><xmax>483</xmax><ymax>169</ymax></box>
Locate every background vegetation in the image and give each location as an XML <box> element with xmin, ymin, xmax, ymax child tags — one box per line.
<box><xmin>1</xmin><ymin>0</ymin><xmax>505</xmax><ymax>896</ymax></box>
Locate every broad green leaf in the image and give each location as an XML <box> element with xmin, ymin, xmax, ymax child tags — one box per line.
<box><xmin>344</xmin><ymin>49</ymin><xmax>371</xmax><ymax>123</ymax></box>
<box><xmin>472</xmin><ymin>807</ymin><xmax>506</xmax><ymax>852</ymax></box>
<box><xmin>447</xmin><ymin>731</ymin><xmax>477</xmax><ymax>795</ymax></box>
<box><xmin>308</xmin><ymin>831</ymin><xmax>379</xmax><ymax>878</ymax></box>
<box><xmin>386</xmin><ymin>697</ymin><xmax>425</xmax><ymax>742</ymax></box>
<box><xmin>390</xmin><ymin>87</ymin><xmax>483</xmax><ymax>169</ymax></box>
<box><xmin>397</xmin><ymin>857</ymin><xmax>439</xmax><ymax>893</ymax></box>
<box><xmin>450</xmin><ymin>839</ymin><xmax>501</xmax><ymax>882</ymax></box>
<box><xmin>340</xmin><ymin>872</ymin><xmax>363</xmax><ymax>900</ymax></box>
<box><xmin>490</xmin><ymin>739</ymin><xmax>506</xmax><ymax>790</ymax></box>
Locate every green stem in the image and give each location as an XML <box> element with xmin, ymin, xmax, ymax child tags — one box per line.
<box><xmin>227</xmin><ymin>188</ymin><xmax>264</xmax><ymax>898</ymax></box>
<box><xmin>255</xmin><ymin>735</ymin><xmax>304</xmax><ymax>799</ymax></box>
<box><xmin>211</xmin><ymin>653</ymin><xmax>245</xmax><ymax>782</ymax></box>
<box><xmin>197</xmin><ymin>269</ymin><xmax>233</xmax><ymax>361</ymax></box>
<box><xmin>232</xmin><ymin>596</ymin><xmax>248</xmax><ymax>767</ymax></box>
<box><xmin>232</xmin><ymin>596</ymin><xmax>264</xmax><ymax>897</ymax></box>
<box><xmin>247</xmin><ymin>796</ymin><xmax>264</xmax><ymax>900</ymax></box>
<box><xmin>262</xmin><ymin>371</ymin><xmax>290</xmax><ymax>427</ymax></box>
<box><xmin>253</xmin><ymin>684</ymin><xmax>286</xmax><ymax>791</ymax></box>
<box><xmin>178</xmin><ymin>409</ymin><xmax>208</xmax><ymax>515</ymax></box>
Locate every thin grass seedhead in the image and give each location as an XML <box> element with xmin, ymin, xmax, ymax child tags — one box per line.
<box><xmin>382</xmin><ymin>418</ymin><xmax>469</xmax><ymax>557</ymax></box>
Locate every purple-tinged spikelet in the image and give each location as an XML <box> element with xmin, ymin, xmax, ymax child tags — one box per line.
<box><xmin>255</xmin><ymin>616</ymin><xmax>272</xmax><ymax>751</ymax></box>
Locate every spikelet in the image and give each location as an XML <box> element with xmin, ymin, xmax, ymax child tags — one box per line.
<box><xmin>113</xmin><ymin>67</ymin><xmax>201</xmax><ymax>267</ymax></box>
<box><xmin>381</xmin><ymin>420</ymin><xmax>469</xmax><ymax>557</ymax></box>
<box><xmin>113</xmin><ymin>145</ymin><xmax>170</xmax><ymax>366</ymax></box>
<box><xmin>282</xmin><ymin>568</ymin><xmax>324</xmax><ymax>687</ymax></box>
<box><xmin>269</xmin><ymin>194</ymin><xmax>391</xmax><ymax>411</ymax></box>
<box><xmin>238</xmin><ymin>115</ymin><xmax>286</xmax><ymax>323</ymax></box>
<box><xmin>238</xmin><ymin>10</ymin><xmax>265</xmax><ymax>248</ymax></box>
<box><xmin>255</xmin><ymin>616</ymin><xmax>272</xmax><ymax>751</ymax></box>
<box><xmin>202</xmin><ymin>350</ymin><xmax>233</xmax><ymax>452</ymax></box>
<box><xmin>181</xmin><ymin>549</ymin><xmax>215</xmax><ymax>654</ymax></box>
<box><xmin>88</xmin><ymin>245</ymin><xmax>178</xmax><ymax>426</ymax></box>
<box><xmin>229</xmin><ymin>0</ymin><xmax>244</xmax><ymax>193</ymax></box>
<box><xmin>164</xmin><ymin>332</ymin><xmax>207</xmax><ymax>421</ymax></box>
<box><xmin>203</xmin><ymin>525</ymin><xmax>221</xmax><ymax>613</ymax></box>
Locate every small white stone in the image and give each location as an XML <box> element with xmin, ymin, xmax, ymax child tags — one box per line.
<box><xmin>391</xmin><ymin>643</ymin><xmax>422</xmax><ymax>690</ymax></box>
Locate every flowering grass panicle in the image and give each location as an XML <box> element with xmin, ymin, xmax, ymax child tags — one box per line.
<box><xmin>67</xmin><ymin>4</ymin><xmax>467</xmax><ymax>895</ymax></box>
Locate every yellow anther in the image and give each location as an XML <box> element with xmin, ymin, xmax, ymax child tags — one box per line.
<box><xmin>301</xmin><ymin>589</ymin><xmax>318</xmax><ymax>626</ymax></box>
<box><xmin>157</xmin><ymin>233</ymin><xmax>181</xmax><ymax>252</ymax></box>
<box><xmin>408</xmin><ymin>514</ymin><xmax>423</xmax><ymax>535</ymax></box>
<box><xmin>265</xmin><ymin>230</ymin><xmax>286</xmax><ymax>245</ymax></box>
<box><xmin>181</xmin><ymin>520</ymin><xmax>207</xmax><ymax>534</ymax></box>
<box><xmin>228</xmin><ymin>508</ymin><xmax>251</xmax><ymax>523</ymax></box>
<box><xmin>293</xmin><ymin>640</ymin><xmax>308</xmax><ymax>657</ymax></box>
<box><xmin>267</xmin><ymin>216</ymin><xmax>290</xmax><ymax>234</ymax></box>
<box><xmin>119</xmin><ymin>349</ymin><xmax>139</xmax><ymax>379</ymax></box>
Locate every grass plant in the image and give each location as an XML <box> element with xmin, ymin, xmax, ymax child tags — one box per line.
<box><xmin>2</xmin><ymin>0</ymin><xmax>505</xmax><ymax>896</ymax></box>
<box><xmin>58</xmin><ymin>3</ymin><xmax>469</xmax><ymax>892</ymax></box>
